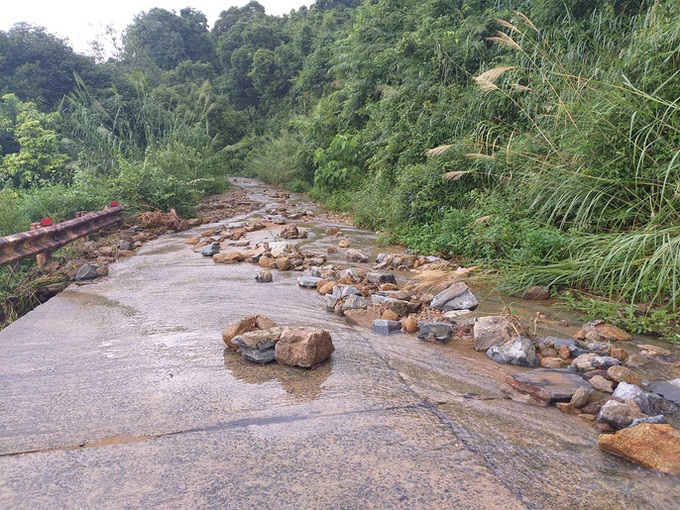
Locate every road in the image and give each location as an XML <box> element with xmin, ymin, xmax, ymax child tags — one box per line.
<box><xmin>1</xmin><ymin>180</ymin><xmax>678</xmax><ymax>509</ymax></box>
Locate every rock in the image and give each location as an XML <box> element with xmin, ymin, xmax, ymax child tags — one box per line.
<box><xmin>598</xmin><ymin>424</ymin><xmax>680</xmax><ymax>475</ymax></box>
<box><xmin>118</xmin><ymin>239</ymin><xmax>133</xmax><ymax>251</ymax></box>
<box><xmin>486</xmin><ymin>336</ymin><xmax>538</xmax><ymax>367</ymax></box>
<box><xmin>259</xmin><ymin>256</ymin><xmax>278</xmax><ymax>269</ymax></box>
<box><xmin>381</xmin><ymin>298</ymin><xmax>411</xmax><ymax>317</ymax></box>
<box><xmin>610</xmin><ymin>347</ymin><xmax>629</xmax><ymax>362</ymax></box>
<box><xmin>649</xmin><ymin>379</ymin><xmax>680</xmax><ymax>405</ymax></box>
<box><xmin>630</xmin><ymin>415</ymin><xmax>667</xmax><ymax>427</ymax></box>
<box><xmin>255</xmin><ymin>270</ymin><xmax>273</xmax><ymax>283</ymax></box>
<box><xmin>593</xmin><ymin>323</ymin><xmax>633</xmax><ymax>342</ymax></box>
<box><xmin>342</xmin><ymin>294</ymin><xmax>371</xmax><ymax>312</ymax></box>
<box><xmin>417</xmin><ymin>322</ymin><xmax>453</xmax><ymax>343</ymax></box>
<box><xmin>325</xmin><ymin>227</ymin><xmax>340</xmax><ymax>236</ymax></box>
<box><xmin>96</xmin><ymin>265</ymin><xmax>109</xmax><ymax>277</ymax></box>
<box><xmin>338</xmin><ymin>240</ymin><xmax>351</xmax><ymax>248</ymax></box>
<box><xmin>613</xmin><ymin>382</ymin><xmax>678</xmax><ymax>416</ymax></box>
<box><xmin>557</xmin><ymin>345</ymin><xmax>572</xmax><ymax>360</ymax></box>
<box><xmin>276</xmin><ymin>257</ymin><xmax>291</xmax><ymax>271</ymax></box>
<box><xmin>333</xmin><ymin>285</ymin><xmax>362</xmax><ymax>299</ymax></box>
<box><xmin>502</xmin><ymin>369</ymin><xmax>591</xmax><ymax>406</ymax></box>
<box><xmin>74</xmin><ymin>264</ymin><xmax>98</xmax><ymax>281</ymax></box>
<box><xmin>372</xmin><ymin>319</ymin><xmax>402</xmax><ymax>335</ymax></box>
<box><xmin>556</xmin><ymin>402</ymin><xmax>581</xmax><ymax>414</ymax></box>
<box><xmin>324</xmin><ymin>294</ymin><xmax>339</xmax><ymax>311</ymax></box>
<box><xmin>589</xmin><ymin>375</ymin><xmax>614</xmax><ymax>393</ymax></box>
<box><xmin>473</xmin><ymin>316</ymin><xmax>517</xmax><ymax>352</ymax></box>
<box><xmin>366</xmin><ymin>272</ymin><xmax>398</xmax><ymax>285</ymax></box>
<box><xmin>269</xmin><ymin>242</ymin><xmax>299</xmax><ymax>258</ymax></box>
<box><xmin>570</xmin><ymin>387</ymin><xmax>593</xmax><ymax>408</ymax></box>
<box><xmin>185</xmin><ymin>237</ymin><xmax>200</xmax><ymax>245</ymax></box>
<box><xmin>597</xmin><ymin>399</ymin><xmax>647</xmax><ymax>429</ymax></box>
<box><xmin>232</xmin><ymin>327</ymin><xmax>285</xmax><ymax>364</ymax></box>
<box><xmin>430</xmin><ymin>282</ymin><xmax>478</xmax><ymax>311</ymax></box>
<box><xmin>222</xmin><ymin>316</ymin><xmax>260</xmax><ymax>349</ymax></box>
<box><xmin>381</xmin><ymin>309</ymin><xmax>399</xmax><ymax>321</ymax></box>
<box><xmin>402</xmin><ymin>316</ymin><xmax>418</xmax><ymax>333</ymax></box>
<box><xmin>226</xmin><ymin>221</ymin><xmax>248</xmax><ymax>229</ymax></box>
<box><xmin>345</xmin><ymin>249</ymin><xmax>369</xmax><ymax>263</ymax></box>
<box><xmin>343</xmin><ymin>308</ymin><xmax>382</xmax><ymax>328</ymax></box>
<box><xmin>638</xmin><ymin>344</ymin><xmax>671</xmax><ymax>357</ymax></box>
<box><xmin>512</xmin><ymin>285</ymin><xmax>551</xmax><ymax>300</ymax></box>
<box><xmin>442</xmin><ymin>310</ymin><xmax>472</xmax><ymax>322</ymax></box>
<box><xmin>279</xmin><ymin>225</ymin><xmax>300</xmax><ymax>239</ymax></box>
<box><xmin>540</xmin><ymin>357</ymin><xmax>567</xmax><ymax>368</ymax></box>
<box><xmin>606</xmin><ymin>365</ymin><xmax>644</xmax><ymax>387</ymax></box>
<box><xmin>214</xmin><ymin>251</ymin><xmax>244</xmax><ymax>264</ymax></box>
<box><xmin>318</xmin><ymin>281</ymin><xmax>336</xmax><ymax>295</ymax></box>
<box><xmin>298</xmin><ymin>276</ymin><xmax>323</xmax><ymax>288</ymax></box>
<box><xmin>275</xmin><ymin>328</ymin><xmax>335</xmax><ymax>368</ymax></box>
<box><xmin>571</xmin><ymin>353</ymin><xmax>621</xmax><ymax>372</ymax></box>
<box><xmin>201</xmin><ymin>242</ymin><xmax>220</xmax><ymax>257</ymax></box>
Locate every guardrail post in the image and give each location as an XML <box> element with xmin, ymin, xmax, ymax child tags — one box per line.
<box><xmin>30</xmin><ymin>221</ymin><xmax>52</xmax><ymax>267</ymax></box>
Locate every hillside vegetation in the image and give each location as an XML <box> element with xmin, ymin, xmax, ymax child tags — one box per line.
<box><xmin>0</xmin><ymin>0</ymin><xmax>678</xmax><ymax>338</ymax></box>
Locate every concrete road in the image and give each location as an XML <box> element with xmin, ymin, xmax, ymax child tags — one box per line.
<box><xmin>1</xmin><ymin>182</ymin><xmax>678</xmax><ymax>509</ymax></box>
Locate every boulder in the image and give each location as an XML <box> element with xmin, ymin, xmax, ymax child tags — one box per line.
<box><xmin>345</xmin><ymin>249</ymin><xmax>369</xmax><ymax>263</ymax></box>
<box><xmin>589</xmin><ymin>375</ymin><xmax>614</xmax><ymax>393</ymax></box>
<box><xmin>598</xmin><ymin>424</ymin><xmax>680</xmax><ymax>475</ymax></box>
<box><xmin>473</xmin><ymin>316</ymin><xmax>517</xmax><ymax>352</ymax></box>
<box><xmin>486</xmin><ymin>336</ymin><xmax>538</xmax><ymax>367</ymax></box>
<box><xmin>298</xmin><ymin>276</ymin><xmax>324</xmax><ymax>288</ymax></box>
<box><xmin>597</xmin><ymin>399</ymin><xmax>647</xmax><ymax>429</ymax></box>
<box><xmin>366</xmin><ymin>272</ymin><xmax>398</xmax><ymax>285</ymax></box>
<box><xmin>502</xmin><ymin>369</ymin><xmax>591</xmax><ymax>406</ymax></box>
<box><xmin>570</xmin><ymin>387</ymin><xmax>593</xmax><ymax>408</ymax></box>
<box><xmin>74</xmin><ymin>264</ymin><xmax>98</xmax><ymax>281</ymax></box>
<box><xmin>275</xmin><ymin>328</ymin><xmax>335</xmax><ymax>367</ymax></box>
<box><xmin>342</xmin><ymin>294</ymin><xmax>371</xmax><ymax>312</ymax></box>
<box><xmin>606</xmin><ymin>365</ymin><xmax>644</xmax><ymax>387</ymax></box>
<box><xmin>613</xmin><ymin>382</ymin><xmax>678</xmax><ymax>416</ymax></box>
<box><xmin>214</xmin><ymin>251</ymin><xmax>243</xmax><ymax>264</ymax></box>
<box><xmin>372</xmin><ymin>319</ymin><xmax>402</xmax><ymax>336</ymax></box>
<box><xmin>417</xmin><ymin>322</ymin><xmax>453</xmax><ymax>343</ymax></box>
<box><xmin>232</xmin><ymin>327</ymin><xmax>285</xmax><ymax>364</ymax></box>
<box><xmin>201</xmin><ymin>242</ymin><xmax>220</xmax><ymax>257</ymax></box>
<box><xmin>430</xmin><ymin>282</ymin><xmax>478</xmax><ymax>311</ymax></box>
<box><xmin>571</xmin><ymin>353</ymin><xmax>621</xmax><ymax>372</ymax></box>
<box><xmin>649</xmin><ymin>379</ymin><xmax>680</xmax><ymax>406</ymax></box>
<box><xmin>222</xmin><ymin>316</ymin><xmax>276</xmax><ymax>350</ymax></box>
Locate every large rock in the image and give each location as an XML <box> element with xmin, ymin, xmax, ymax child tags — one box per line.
<box><xmin>597</xmin><ymin>400</ymin><xmax>647</xmax><ymax>429</ymax></box>
<box><xmin>268</xmin><ymin>241</ymin><xmax>299</xmax><ymax>258</ymax></box>
<box><xmin>649</xmin><ymin>378</ymin><xmax>680</xmax><ymax>405</ymax></box>
<box><xmin>486</xmin><ymin>336</ymin><xmax>538</xmax><ymax>367</ymax></box>
<box><xmin>613</xmin><ymin>382</ymin><xmax>678</xmax><ymax>416</ymax></box>
<box><xmin>275</xmin><ymin>328</ymin><xmax>335</xmax><ymax>368</ymax></box>
<box><xmin>222</xmin><ymin>316</ymin><xmax>259</xmax><ymax>349</ymax></box>
<box><xmin>74</xmin><ymin>264</ymin><xmax>99</xmax><ymax>281</ymax></box>
<box><xmin>298</xmin><ymin>276</ymin><xmax>323</xmax><ymax>288</ymax></box>
<box><xmin>345</xmin><ymin>249</ymin><xmax>369</xmax><ymax>263</ymax></box>
<box><xmin>201</xmin><ymin>242</ymin><xmax>220</xmax><ymax>257</ymax></box>
<box><xmin>417</xmin><ymin>322</ymin><xmax>453</xmax><ymax>343</ymax></box>
<box><xmin>430</xmin><ymin>282</ymin><xmax>478</xmax><ymax>311</ymax></box>
<box><xmin>344</xmin><ymin>308</ymin><xmax>382</xmax><ymax>328</ymax></box>
<box><xmin>473</xmin><ymin>316</ymin><xmax>517</xmax><ymax>352</ymax></box>
<box><xmin>372</xmin><ymin>319</ymin><xmax>402</xmax><ymax>335</ymax></box>
<box><xmin>598</xmin><ymin>424</ymin><xmax>680</xmax><ymax>475</ymax></box>
<box><xmin>502</xmin><ymin>369</ymin><xmax>591</xmax><ymax>406</ymax></box>
<box><xmin>232</xmin><ymin>327</ymin><xmax>285</xmax><ymax>364</ymax></box>
<box><xmin>606</xmin><ymin>365</ymin><xmax>644</xmax><ymax>387</ymax></box>
<box><xmin>366</xmin><ymin>272</ymin><xmax>398</xmax><ymax>285</ymax></box>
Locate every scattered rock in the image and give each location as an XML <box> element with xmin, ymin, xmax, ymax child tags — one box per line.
<box><xmin>381</xmin><ymin>309</ymin><xmax>399</xmax><ymax>321</ymax></box>
<box><xmin>571</xmin><ymin>353</ymin><xmax>621</xmax><ymax>372</ymax></box>
<box><xmin>255</xmin><ymin>270</ymin><xmax>273</xmax><ymax>283</ymax></box>
<box><xmin>610</xmin><ymin>347</ymin><xmax>629</xmax><ymax>362</ymax></box>
<box><xmin>597</xmin><ymin>399</ymin><xmax>647</xmax><ymax>429</ymax></box>
<box><xmin>430</xmin><ymin>282</ymin><xmax>478</xmax><ymax>311</ymax></box>
<box><xmin>473</xmin><ymin>316</ymin><xmax>518</xmax><ymax>352</ymax></box>
<box><xmin>222</xmin><ymin>316</ymin><xmax>273</xmax><ymax>350</ymax></box>
<box><xmin>201</xmin><ymin>242</ymin><xmax>220</xmax><ymax>257</ymax></box>
<box><xmin>344</xmin><ymin>308</ymin><xmax>382</xmax><ymax>328</ymax></box>
<box><xmin>486</xmin><ymin>336</ymin><xmax>538</xmax><ymax>367</ymax></box>
<box><xmin>214</xmin><ymin>251</ymin><xmax>243</xmax><ymax>264</ymax></box>
<box><xmin>276</xmin><ymin>257</ymin><xmax>291</xmax><ymax>271</ymax></box>
<box><xmin>589</xmin><ymin>375</ymin><xmax>614</xmax><ymax>393</ymax></box>
<box><xmin>345</xmin><ymin>249</ymin><xmax>369</xmax><ymax>263</ymax></box>
<box><xmin>279</xmin><ymin>225</ymin><xmax>300</xmax><ymax>239</ymax></box>
<box><xmin>74</xmin><ymin>264</ymin><xmax>98</xmax><ymax>281</ymax></box>
<box><xmin>338</xmin><ymin>240</ymin><xmax>351</xmax><ymax>248</ymax></box>
<box><xmin>598</xmin><ymin>424</ymin><xmax>680</xmax><ymax>475</ymax></box>
<box><xmin>372</xmin><ymin>319</ymin><xmax>402</xmax><ymax>335</ymax></box>
<box><xmin>417</xmin><ymin>321</ymin><xmax>453</xmax><ymax>343</ymax></box>
<box><xmin>512</xmin><ymin>285</ymin><xmax>551</xmax><ymax>300</ymax></box>
<box><xmin>540</xmin><ymin>357</ymin><xmax>567</xmax><ymax>368</ymax></box>
<box><xmin>570</xmin><ymin>387</ymin><xmax>593</xmax><ymax>408</ymax></box>
<box><xmin>502</xmin><ymin>369</ymin><xmax>591</xmax><ymax>406</ymax></box>
<box><xmin>556</xmin><ymin>402</ymin><xmax>581</xmax><ymax>414</ymax></box>
<box><xmin>232</xmin><ymin>327</ymin><xmax>284</xmax><ymax>364</ymax></box>
<box><xmin>275</xmin><ymin>328</ymin><xmax>335</xmax><ymax>367</ymax></box>
<box><xmin>606</xmin><ymin>365</ymin><xmax>644</xmax><ymax>387</ymax></box>
<box><xmin>342</xmin><ymin>294</ymin><xmax>371</xmax><ymax>312</ymax></box>
<box><xmin>402</xmin><ymin>316</ymin><xmax>418</xmax><ymax>333</ymax></box>
<box><xmin>613</xmin><ymin>382</ymin><xmax>678</xmax><ymax>416</ymax></box>
<box><xmin>269</xmin><ymin>242</ymin><xmax>299</xmax><ymax>258</ymax></box>
<box><xmin>366</xmin><ymin>272</ymin><xmax>398</xmax><ymax>285</ymax></box>
<box><xmin>649</xmin><ymin>379</ymin><xmax>680</xmax><ymax>406</ymax></box>
<box><xmin>298</xmin><ymin>276</ymin><xmax>324</xmax><ymax>288</ymax></box>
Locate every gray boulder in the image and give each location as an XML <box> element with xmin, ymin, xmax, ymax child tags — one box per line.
<box><xmin>201</xmin><ymin>242</ymin><xmax>220</xmax><ymax>256</ymax></box>
<box><xmin>74</xmin><ymin>264</ymin><xmax>98</xmax><ymax>281</ymax></box>
<box><xmin>333</xmin><ymin>285</ymin><xmax>362</xmax><ymax>299</ymax></box>
<box><xmin>430</xmin><ymin>282</ymin><xmax>478</xmax><ymax>311</ymax></box>
<box><xmin>613</xmin><ymin>382</ymin><xmax>678</xmax><ymax>416</ymax></box>
<box><xmin>297</xmin><ymin>275</ymin><xmax>323</xmax><ymax>288</ymax></box>
<box><xmin>342</xmin><ymin>294</ymin><xmax>371</xmax><ymax>312</ymax></box>
<box><xmin>473</xmin><ymin>316</ymin><xmax>516</xmax><ymax>352</ymax></box>
<box><xmin>571</xmin><ymin>353</ymin><xmax>621</xmax><ymax>372</ymax></box>
<box><xmin>598</xmin><ymin>399</ymin><xmax>647</xmax><ymax>429</ymax></box>
<box><xmin>417</xmin><ymin>322</ymin><xmax>453</xmax><ymax>343</ymax></box>
<box><xmin>372</xmin><ymin>320</ymin><xmax>402</xmax><ymax>335</ymax></box>
<box><xmin>486</xmin><ymin>336</ymin><xmax>538</xmax><ymax>367</ymax></box>
<box><xmin>366</xmin><ymin>272</ymin><xmax>398</xmax><ymax>285</ymax></box>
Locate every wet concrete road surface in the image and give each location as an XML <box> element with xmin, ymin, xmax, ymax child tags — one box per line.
<box><xmin>1</xmin><ymin>180</ymin><xmax>679</xmax><ymax>509</ymax></box>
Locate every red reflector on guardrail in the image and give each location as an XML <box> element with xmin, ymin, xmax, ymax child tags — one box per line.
<box><xmin>110</xmin><ymin>201</ymin><xmax>119</xmax><ymax>207</ymax></box>
<box><xmin>40</xmin><ymin>218</ymin><xmax>53</xmax><ymax>227</ymax></box>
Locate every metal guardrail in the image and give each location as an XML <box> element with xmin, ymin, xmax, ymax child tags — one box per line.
<box><xmin>0</xmin><ymin>204</ymin><xmax>127</xmax><ymax>267</ymax></box>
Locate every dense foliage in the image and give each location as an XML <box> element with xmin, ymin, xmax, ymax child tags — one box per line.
<box><xmin>0</xmin><ymin>0</ymin><xmax>677</xmax><ymax>337</ymax></box>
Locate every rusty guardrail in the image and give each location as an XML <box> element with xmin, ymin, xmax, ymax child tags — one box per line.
<box><xmin>0</xmin><ymin>203</ymin><xmax>127</xmax><ymax>267</ymax></box>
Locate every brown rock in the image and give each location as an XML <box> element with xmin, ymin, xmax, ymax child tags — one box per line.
<box><xmin>344</xmin><ymin>308</ymin><xmax>382</xmax><ymax>328</ymax></box>
<box><xmin>540</xmin><ymin>357</ymin><xmax>567</xmax><ymax>369</ymax></box>
<box><xmin>574</xmin><ymin>330</ymin><xmax>586</xmax><ymax>340</ymax></box>
<box><xmin>558</xmin><ymin>345</ymin><xmax>572</xmax><ymax>361</ymax></box>
<box><xmin>96</xmin><ymin>265</ymin><xmax>109</xmax><ymax>277</ymax></box>
<box><xmin>581</xmin><ymin>399</ymin><xmax>608</xmax><ymax>415</ymax></box>
<box><xmin>214</xmin><ymin>251</ymin><xmax>244</xmax><ymax>264</ymax></box>
<box><xmin>222</xmin><ymin>316</ymin><xmax>259</xmax><ymax>349</ymax></box>
<box><xmin>275</xmin><ymin>328</ymin><xmax>335</xmax><ymax>368</ymax></box>
<box><xmin>318</xmin><ymin>281</ymin><xmax>336</xmax><ymax>295</ymax></box>
<box><xmin>570</xmin><ymin>387</ymin><xmax>593</xmax><ymax>408</ymax></box>
<box><xmin>98</xmin><ymin>246</ymin><xmax>114</xmax><ymax>256</ymax></box>
<box><xmin>610</xmin><ymin>347</ymin><xmax>629</xmax><ymax>362</ymax></box>
<box><xmin>607</xmin><ymin>365</ymin><xmax>644</xmax><ymax>387</ymax></box>
<box><xmin>259</xmin><ymin>256</ymin><xmax>277</xmax><ymax>268</ymax></box>
<box><xmin>594</xmin><ymin>323</ymin><xmax>633</xmax><ymax>342</ymax></box>
<box><xmin>325</xmin><ymin>227</ymin><xmax>340</xmax><ymax>236</ymax></box>
<box><xmin>276</xmin><ymin>257</ymin><xmax>292</xmax><ymax>271</ymax></box>
<box><xmin>382</xmin><ymin>309</ymin><xmax>399</xmax><ymax>321</ymax></box>
<box><xmin>595</xmin><ymin>422</ymin><xmax>616</xmax><ymax>433</ymax></box>
<box><xmin>339</xmin><ymin>240</ymin><xmax>351</xmax><ymax>248</ymax></box>
<box><xmin>187</xmin><ymin>218</ymin><xmax>202</xmax><ymax>226</ymax></box>
<box><xmin>589</xmin><ymin>375</ymin><xmax>614</xmax><ymax>393</ymax></box>
<box><xmin>201</xmin><ymin>229</ymin><xmax>216</xmax><ymax>237</ymax></box>
<box><xmin>578</xmin><ymin>414</ymin><xmax>596</xmax><ymax>422</ymax></box>
<box><xmin>256</xmin><ymin>316</ymin><xmax>277</xmax><ymax>330</ymax></box>
<box><xmin>185</xmin><ymin>237</ymin><xmax>200</xmax><ymax>245</ymax></box>
<box><xmin>402</xmin><ymin>316</ymin><xmax>418</xmax><ymax>333</ymax></box>
<box><xmin>380</xmin><ymin>283</ymin><xmax>399</xmax><ymax>291</ymax></box>
<box><xmin>556</xmin><ymin>402</ymin><xmax>581</xmax><ymax>414</ymax></box>
<box><xmin>598</xmin><ymin>424</ymin><xmax>680</xmax><ymax>475</ymax></box>
<box><xmin>117</xmin><ymin>250</ymin><xmax>136</xmax><ymax>257</ymax></box>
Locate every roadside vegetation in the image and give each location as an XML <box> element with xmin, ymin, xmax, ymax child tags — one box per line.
<box><xmin>0</xmin><ymin>0</ymin><xmax>677</xmax><ymax>339</ymax></box>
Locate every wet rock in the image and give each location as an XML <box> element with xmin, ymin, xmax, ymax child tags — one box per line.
<box><xmin>417</xmin><ymin>322</ymin><xmax>453</xmax><ymax>343</ymax></box>
<box><xmin>649</xmin><ymin>379</ymin><xmax>680</xmax><ymax>405</ymax></box>
<box><xmin>337</xmin><ymin>268</ymin><xmax>364</xmax><ymax>281</ymax></box>
<box><xmin>222</xmin><ymin>316</ymin><xmax>276</xmax><ymax>350</ymax></box>
<box><xmin>638</xmin><ymin>344</ymin><xmax>671</xmax><ymax>358</ymax></box>
<box><xmin>345</xmin><ymin>249</ymin><xmax>369</xmax><ymax>263</ymax></box>
<box><xmin>586</xmin><ymin>322</ymin><xmax>633</xmax><ymax>342</ymax></box>
<box><xmin>613</xmin><ymin>382</ymin><xmax>678</xmax><ymax>416</ymax></box>
<box><xmin>589</xmin><ymin>375</ymin><xmax>614</xmax><ymax>393</ymax></box>
<box><xmin>276</xmin><ymin>257</ymin><xmax>291</xmax><ymax>271</ymax></box>
<box><xmin>269</xmin><ymin>242</ymin><xmax>299</xmax><ymax>258</ymax></box>
<box><xmin>570</xmin><ymin>387</ymin><xmax>593</xmax><ymax>408</ymax></box>
<box><xmin>502</xmin><ymin>369</ymin><xmax>591</xmax><ymax>406</ymax></box>
<box><xmin>255</xmin><ymin>270</ymin><xmax>273</xmax><ymax>283</ymax></box>
<box><xmin>275</xmin><ymin>328</ymin><xmax>334</xmax><ymax>368</ymax></box>
<box><xmin>366</xmin><ymin>272</ymin><xmax>397</xmax><ymax>285</ymax></box>
<box><xmin>402</xmin><ymin>316</ymin><xmax>418</xmax><ymax>333</ymax></box>
<box><xmin>631</xmin><ymin>415</ymin><xmax>667</xmax><ymax>427</ymax></box>
<box><xmin>232</xmin><ymin>327</ymin><xmax>285</xmax><ymax>364</ymax></box>
<box><xmin>442</xmin><ymin>310</ymin><xmax>473</xmax><ymax>322</ymax></box>
<box><xmin>571</xmin><ymin>353</ymin><xmax>621</xmax><ymax>372</ymax></box>
<box><xmin>343</xmin><ymin>308</ymin><xmax>382</xmax><ymax>328</ymax></box>
<box><xmin>539</xmin><ymin>336</ymin><xmax>577</xmax><ymax>350</ymax></box>
<box><xmin>259</xmin><ymin>256</ymin><xmax>277</xmax><ymax>269</ymax></box>
<box><xmin>333</xmin><ymin>285</ymin><xmax>362</xmax><ymax>299</ymax></box>
<box><xmin>473</xmin><ymin>316</ymin><xmax>517</xmax><ymax>352</ymax></box>
<box><xmin>540</xmin><ymin>357</ymin><xmax>567</xmax><ymax>369</ymax></box>
<box><xmin>598</xmin><ymin>424</ymin><xmax>680</xmax><ymax>475</ymax></box>
<box><xmin>372</xmin><ymin>319</ymin><xmax>402</xmax><ymax>335</ymax></box>
<box><xmin>74</xmin><ymin>264</ymin><xmax>98</xmax><ymax>281</ymax></box>
<box><xmin>338</xmin><ymin>240</ymin><xmax>351</xmax><ymax>248</ymax></box>
<box><xmin>606</xmin><ymin>365</ymin><xmax>644</xmax><ymax>387</ymax></box>
<box><xmin>325</xmin><ymin>227</ymin><xmax>340</xmax><ymax>236</ymax></box>
<box><xmin>486</xmin><ymin>336</ymin><xmax>538</xmax><ymax>367</ymax></box>
<box><xmin>298</xmin><ymin>276</ymin><xmax>323</xmax><ymax>288</ymax></box>
<box><xmin>342</xmin><ymin>294</ymin><xmax>371</xmax><ymax>312</ymax></box>
<box><xmin>610</xmin><ymin>347</ymin><xmax>629</xmax><ymax>362</ymax></box>
<box><xmin>201</xmin><ymin>242</ymin><xmax>220</xmax><ymax>257</ymax></box>
<box><xmin>430</xmin><ymin>282</ymin><xmax>478</xmax><ymax>311</ymax></box>
<box><xmin>597</xmin><ymin>399</ymin><xmax>647</xmax><ymax>429</ymax></box>
<box><xmin>556</xmin><ymin>402</ymin><xmax>581</xmax><ymax>414</ymax></box>
<box><xmin>214</xmin><ymin>252</ymin><xmax>244</xmax><ymax>264</ymax></box>
<box><xmin>512</xmin><ymin>285</ymin><xmax>551</xmax><ymax>300</ymax></box>
<box><xmin>279</xmin><ymin>225</ymin><xmax>300</xmax><ymax>239</ymax></box>
<box><xmin>318</xmin><ymin>281</ymin><xmax>336</xmax><ymax>295</ymax></box>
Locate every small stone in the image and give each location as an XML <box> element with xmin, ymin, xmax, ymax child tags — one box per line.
<box><xmin>338</xmin><ymin>240</ymin><xmax>351</xmax><ymax>248</ymax></box>
<box><xmin>598</xmin><ymin>424</ymin><xmax>680</xmax><ymax>475</ymax></box>
<box><xmin>610</xmin><ymin>347</ymin><xmax>629</xmax><ymax>362</ymax></box>
<box><xmin>613</xmin><ymin>382</ymin><xmax>678</xmax><ymax>416</ymax></box>
<box><xmin>558</xmin><ymin>345</ymin><xmax>572</xmax><ymax>360</ymax></box>
<box><xmin>540</xmin><ymin>357</ymin><xmax>567</xmax><ymax>369</ymax></box>
<box><xmin>276</xmin><ymin>257</ymin><xmax>291</xmax><ymax>271</ymax></box>
<box><xmin>366</xmin><ymin>272</ymin><xmax>398</xmax><ymax>285</ymax></box>
<box><xmin>342</xmin><ymin>294</ymin><xmax>371</xmax><ymax>312</ymax></box>
<box><xmin>473</xmin><ymin>316</ymin><xmax>518</xmax><ymax>352</ymax></box>
<box><xmin>298</xmin><ymin>276</ymin><xmax>323</xmax><ymax>288</ymax></box>
<box><xmin>74</xmin><ymin>264</ymin><xmax>98</xmax><ymax>281</ymax></box>
<box><xmin>372</xmin><ymin>319</ymin><xmax>402</xmax><ymax>336</ymax></box>
<box><xmin>214</xmin><ymin>251</ymin><xmax>244</xmax><ymax>264</ymax></box>
<box><xmin>556</xmin><ymin>402</ymin><xmax>581</xmax><ymax>414</ymax></box>
<box><xmin>593</xmin><ymin>323</ymin><xmax>633</xmax><ymax>342</ymax></box>
<box><xmin>381</xmin><ymin>309</ymin><xmax>399</xmax><ymax>321</ymax></box>
<box><xmin>318</xmin><ymin>281</ymin><xmax>336</xmax><ymax>295</ymax></box>
<box><xmin>185</xmin><ymin>237</ymin><xmax>200</xmax><ymax>245</ymax></box>
<box><xmin>578</xmin><ymin>414</ymin><xmax>596</xmax><ymax>422</ymax></box>
<box><xmin>275</xmin><ymin>328</ymin><xmax>335</xmax><ymax>367</ymax></box>
<box><xmin>345</xmin><ymin>249</ymin><xmax>369</xmax><ymax>263</ymax></box>
<box><xmin>402</xmin><ymin>316</ymin><xmax>418</xmax><ymax>333</ymax></box>
<box><xmin>595</xmin><ymin>422</ymin><xmax>616</xmax><ymax>433</ymax></box>
<box><xmin>597</xmin><ymin>399</ymin><xmax>647</xmax><ymax>429</ymax></box>
<box><xmin>512</xmin><ymin>285</ymin><xmax>551</xmax><ymax>300</ymax></box>
<box><xmin>325</xmin><ymin>227</ymin><xmax>340</xmax><ymax>236</ymax></box>
<box><xmin>343</xmin><ymin>308</ymin><xmax>382</xmax><ymax>328</ymax></box>
<box><xmin>255</xmin><ymin>270</ymin><xmax>273</xmax><ymax>283</ymax></box>
<box><xmin>259</xmin><ymin>256</ymin><xmax>277</xmax><ymax>268</ymax></box>
<box><xmin>222</xmin><ymin>316</ymin><xmax>259</xmax><ymax>349</ymax></box>
<box><xmin>486</xmin><ymin>336</ymin><xmax>538</xmax><ymax>367</ymax></box>
<box><xmin>431</xmin><ymin>282</ymin><xmax>478</xmax><ymax>311</ymax></box>
<box><xmin>589</xmin><ymin>375</ymin><xmax>614</xmax><ymax>393</ymax></box>
<box><xmin>201</xmin><ymin>242</ymin><xmax>220</xmax><ymax>257</ymax></box>
<box><xmin>570</xmin><ymin>387</ymin><xmax>593</xmax><ymax>408</ymax></box>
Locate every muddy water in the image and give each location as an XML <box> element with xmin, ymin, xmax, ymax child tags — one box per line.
<box><xmin>0</xmin><ymin>179</ymin><xmax>678</xmax><ymax>509</ymax></box>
